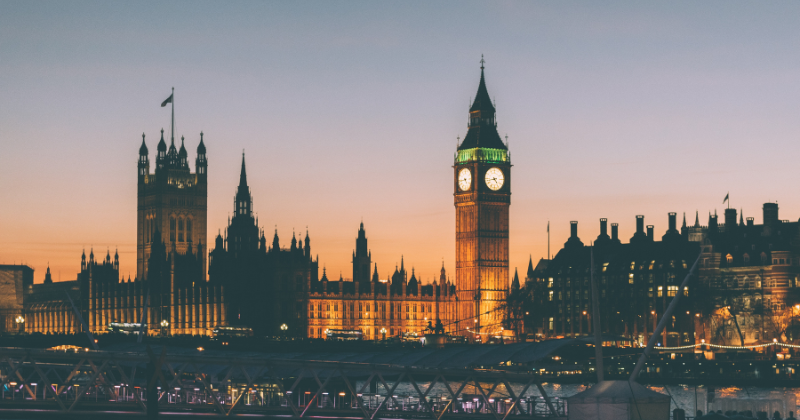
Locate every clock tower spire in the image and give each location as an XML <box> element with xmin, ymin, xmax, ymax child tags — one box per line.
<box><xmin>454</xmin><ymin>58</ymin><xmax>511</xmax><ymax>342</ymax></box>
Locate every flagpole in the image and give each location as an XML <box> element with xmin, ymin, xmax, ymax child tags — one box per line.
<box><xmin>171</xmin><ymin>87</ymin><xmax>175</xmax><ymax>143</ymax></box>
<box><xmin>547</xmin><ymin>221</ymin><xmax>550</xmax><ymax>260</ymax></box>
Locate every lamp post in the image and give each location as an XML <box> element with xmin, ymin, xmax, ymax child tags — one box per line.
<box><xmin>160</xmin><ymin>319</ymin><xmax>169</xmax><ymax>337</ymax></box>
<box><xmin>280</xmin><ymin>323</ymin><xmax>288</xmax><ymax>339</ymax></box>
<box><xmin>380</xmin><ymin>328</ymin><xmax>386</xmax><ymax>341</ymax></box>
<box><xmin>15</xmin><ymin>315</ymin><xmax>24</xmax><ymax>334</ymax></box>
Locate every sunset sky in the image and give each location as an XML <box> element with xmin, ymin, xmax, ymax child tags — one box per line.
<box><xmin>2</xmin><ymin>2</ymin><xmax>800</xmax><ymax>285</ymax></box>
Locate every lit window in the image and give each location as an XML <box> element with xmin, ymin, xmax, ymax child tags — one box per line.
<box><xmin>667</xmin><ymin>285</ymin><xmax>679</xmax><ymax>297</ymax></box>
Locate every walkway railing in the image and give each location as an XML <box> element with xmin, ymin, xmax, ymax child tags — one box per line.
<box><xmin>0</xmin><ymin>346</ymin><xmax>565</xmax><ymax>418</ymax></box>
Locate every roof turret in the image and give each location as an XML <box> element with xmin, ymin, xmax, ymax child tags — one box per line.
<box><xmin>139</xmin><ymin>133</ymin><xmax>148</xmax><ymax>155</ymax></box>
<box><xmin>197</xmin><ymin>131</ymin><xmax>206</xmax><ymax>154</ymax></box>
<box><xmin>178</xmin><ymin>136</ymin><xmax>187</xmax><ymax>158</ymax></box>
<box><xmin>157</xmin><ymin>129</ymin><xmax>167</xmax><ymax>152</ymax></box>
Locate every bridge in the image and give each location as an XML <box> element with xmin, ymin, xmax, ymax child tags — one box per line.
<box><xmin>0</xmin><ymin>340</ymin><xmax>597</xmax><ymax>419</ymax></box>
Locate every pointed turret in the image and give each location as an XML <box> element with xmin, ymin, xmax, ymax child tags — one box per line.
<box><xmin>511</xmin><ymin>268</ymin><xmax>520</xmax><ymax>291</ymax></box>
<box><xmin>272</xmin><ymin>228</ymin><xmax>279</xmax><ymax>251</ymax></box>
<box><xmin>167</xmin><ymin>132</ymin><xmax>178</xmax><ymax>167</ymax></box>
<box><xmin>694</xmin><ymin>211</ymin><xmax>700</xmax><ymax>227</ymax></box>
<box><xmin>304</xmin><ymin>230</ymin><xmax>311</xmax><ymax>259</ymax></box>
<box><xmin>526</xmin><ymin>255</ymin><xmax>534</xmax><ymax>281</ymax></box>
<box><xmin>178</xmin><ymin>136</ymin><xmax>188</xmax><ymax>168</ymax></box>
<box><xmin>139</xmin><ymin>133</ymin><xmax>148</xmax><ymax>155</ymax></box>
<box><xmin>44</xmin><ymin>264</ymin><xmax>53</xmax><ymax>284</ymax></box>
<box><xmin>407</xmin><ymin>268</ymin><xmax>418</xmax><ymax>295</ymax></box>
<box><xmin>156</xmin><ymin>128</ymin><xmax>167</xmax><ymax>170</ymax></box>
<box><xmin>470</xmin><ymin>58</ymin><xmax>495</xmax><ymax>115</ymax></box>
<box><xmin>372</xmin><ymin>264</ymin><xmax>379</xmax><ymax>283</ymax></box>
<box><xmin>197</xmin><ymin>131</ymin><xmax>206</xmax><ymax>154</ymax></box>
<box><xmin>239</xmin><ymin>152</ymin><xmax>248</xmax><ymax>187</ymax></box>
<box><xmin>196</xmin><ymin>131</ymin><xmax>207</xmax><ymax>179</ymax></box>
<box><xmin>291</xmin><ymin>230</ymin><xmax>297</xmax><ymax>251</ymax></box>
<box><xmin>457</xmin><ymin>56</ymin><xmax>507</xmax><ymax>151</ymax></box>
<box><xmin>234</xmin><ymin>152</ymin><xmax>252</xmax><ymax>218</ymax></box>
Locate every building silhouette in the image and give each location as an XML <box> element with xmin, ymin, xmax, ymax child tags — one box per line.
<box><xmin>207</xmin><ymin>153</ymin><xmax>318</xmax><ymax>336</ymax></box>
<box><xmin>521</xmin><ymin>204</ymin><xmax>800</xmax><ymax>347</ymax></box>
<box><xmin>137</xmin><ymin>130</ymin><xmax>207</xmax><ymax>283</ymax></box>
<box><xmin>0</xmin><ymin>64</ymin><xmax>508</xmax><ymax>340</ymax></box>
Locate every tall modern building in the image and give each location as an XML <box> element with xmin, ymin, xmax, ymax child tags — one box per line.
<box><xmin>137</xmin><ymin>130</ymin><xmax>208</xmax><ymax>282</ymax></box>
<box><xmin>453</xmin><ymin>61</ymin><xmax>511</xmax><ymax>341</ymax></box>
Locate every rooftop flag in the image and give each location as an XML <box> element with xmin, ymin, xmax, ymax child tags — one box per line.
<box><xmin>161</xmin><ymin>93</ymin><xmax>173</xmax><ymax>107</ymax></box>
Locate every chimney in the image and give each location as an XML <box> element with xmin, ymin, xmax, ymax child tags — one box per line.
<box><xmin>746</xmin><ymin>217</ymin><xmax>754</xmax><ymax>227</ymax></box>
<box><xmin>611</xmin><ymin>223</ymin><xmax>619</xmax><ymax>241</ymax></box>
<box><xmin>763</xmin><ymin>203</ymin><xmax>779</xmax><ymax>225</ymax></box>
<box><xmin>647</xmin><ymin>225</ymin><xmax>654</xmax><ymax>240</ymax></box>
<box><xmin>668</xmin><ymin>212</ymin><xmax>677</xmax><ymax>231</ymax></box>
<box><xmin>724</xmin><ymin>208</ymin><xmax>737</xmax><ymax>228</ymax></box>
<box><xmin>565</xmin><ymin>221</ymin><xmax>584</xmax><ymax>248</ymax></box>
<box><xmin>630</xmin><ymin>215</ymin><xmax>648</xmax><ymax>244</ymax></box>
<box><xmin>596</xmin><ymin>218</ymin><xmax>610</xmax><ymax>244</ymax></box>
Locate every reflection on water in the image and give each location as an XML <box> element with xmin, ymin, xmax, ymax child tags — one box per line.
<box><xmin>357</xmin><ymin>381</ymin><xmax>800</xmax><ymax>417</ymax></box>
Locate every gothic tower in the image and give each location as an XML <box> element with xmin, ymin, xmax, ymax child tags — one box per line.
<box><xmin>352</xmin><ymin>222</ymin><xmax>372</xmax><ymax>286</ymax></box>
<box><xmin>226</xmin><ymin>153</ymin><xmax>259</xmax><ymax>257</ymax></box>
<box><xmin>453</xmin><ymin>60</ymin><xmax>511</xmax><ymax>341</ymax></box>
<box><xmin>137</xmin><ymin>130</ymin><xmax>208</xmax><ymax>281</ymax></box>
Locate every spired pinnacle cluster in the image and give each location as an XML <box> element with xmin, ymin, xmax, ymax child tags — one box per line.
<box><xmin>3</xmin><ymin>61</ymin><xmax>512</xmax><ymax>341</ymax></box>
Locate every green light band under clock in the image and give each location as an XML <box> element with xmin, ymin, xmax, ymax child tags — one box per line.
<box><xmin>455</xmin><ymin>148</ymin><xmax>508</xmax><ymax>164</ymax></box>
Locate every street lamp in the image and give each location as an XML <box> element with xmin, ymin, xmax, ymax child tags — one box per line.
<box><xmin>15</xmin><ymin>315</ymin><xmax>24</xmax><ymax>334</ymax></box>
<box><xmin>160</xmin><ymin>319</ymin><xmax>169</xmax><ymax>337</ymax></box>
<box><xmin>380</xmin><ymin>328</ymin><xmax>386</xmax><ymax>341</ymax></box>
<box><xmin>280</xmin><ymin>323</ymin><xmax>288</xmax><ymax>339</ymax></box>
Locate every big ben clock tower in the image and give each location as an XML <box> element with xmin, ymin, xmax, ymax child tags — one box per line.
<box><xmin>454</xmin><ymin>59</ymin><xmax>510</xmax><ymax>342</ymax></box>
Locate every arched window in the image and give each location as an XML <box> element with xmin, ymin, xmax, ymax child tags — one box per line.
<box><xmin>743</xmin><ymin>253</ymin><xmax>750</xmax><ymax>264</ymax></box>
<box><xmin>726</xmin><ymin>254</ymin><xmax>733</xmax><ymax>264</ymax></box>
<box><xmin>186</xmin><ymin>219</ymin><xmax>193</xmax><ymax>242</ymax></box>
<box><xmin>178</xmin><ymin>219</ymin><xmax>184</xmax><ymax>242</ymax></box>
<box><xmin>169</xmin><ymin>217</ymin><xmax>176</xmax><ymax>242</ymax></box>
<box><xmin>761</xmin><ymin>252</ymin><xmax>768</xmax><ymax>264</ymax></box>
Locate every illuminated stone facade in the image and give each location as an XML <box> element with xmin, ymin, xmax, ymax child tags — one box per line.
<box><xmin>306</xmin><ymin>227</ymin><xmax>457</xmax><ymax>340</ymax></box>
<box><xmin>453</xmin><ymin>64</ymin><xmax>511</xmax><ymax>341</ymax></box>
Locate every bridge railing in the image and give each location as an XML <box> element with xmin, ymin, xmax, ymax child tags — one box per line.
<box><xmin>0</xmin><ymin>346</ymin><xmax>565</xmax><ymax>419</ymax></box>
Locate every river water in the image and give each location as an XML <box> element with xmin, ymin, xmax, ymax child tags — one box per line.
<box><xmin>357</xmin><ymin>382</ymin><xmax>800</xmax><ymax>417</ymax></box>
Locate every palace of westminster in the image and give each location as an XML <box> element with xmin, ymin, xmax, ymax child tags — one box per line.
<box><xmin>2</xmin><ymin>64</ymin><xmax>800</xmax><ymax>348</ymax></box>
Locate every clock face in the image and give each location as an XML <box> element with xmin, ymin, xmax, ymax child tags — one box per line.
<box><xmin>458</xmin><ymin>168</ymin><xmax>472</xmax><ymax>191</ymax></box>
<box><xmin>485</xmin><ymin>167</ymin><xmax>504</xmax><ymax>191</ymax></box>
